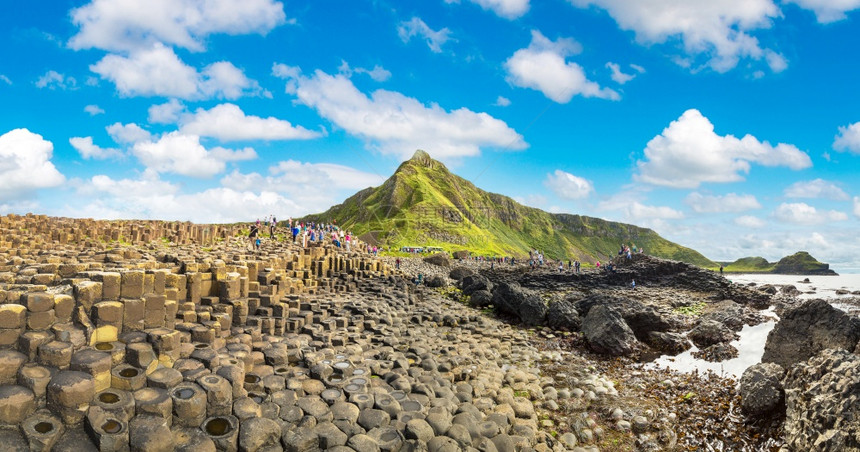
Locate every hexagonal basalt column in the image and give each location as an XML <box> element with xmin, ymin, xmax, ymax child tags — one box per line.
<box><xmin>111</xmin><ymin>364</ymin><xmax>146</xmax><ymax>391</ymax></box>
<box><xmin>70</xmin><ymin>348</ymin><xmax>113</xmax><ymax>392</ymax></box>
<box><xmin>0</xmin><ymin>385</ymin><xmax>36</xmax><ymax>425</ymax></box>
<box><xmin>132</xmin><ymin>388</ymin><xmax>172</xmax><ymax>425</ymax></box>
<box><xmin>171</xmin><ymin>382</ymin><xmax>207</xmax><ymax>428</ymax></box>
<box><xmin>21</xmin><ymin>411</ymin><xmax>65</xmax><ymax>452</ymax></box>
<box><xmin>201</xmin><ymin>415</ymin><xmax>239</xmax><ymax>452</ymax></box>
<box><xmin>196</xmin><ymin>374</ymin><xmax>233</xmax><ymax>417</ymax></box>
<box><xmin>46</xmin><ymin>370</ymin><xmax>95</xmax><ymax>425</ymax></box>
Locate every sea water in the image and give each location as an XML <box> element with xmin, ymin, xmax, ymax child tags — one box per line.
<box><xmin>646</xmin><ymin>273</ymin><xmax>860</xmax><ymax>378</ymax></box>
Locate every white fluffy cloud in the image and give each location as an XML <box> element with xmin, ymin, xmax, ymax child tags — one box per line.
<box><xmin>734</xmin><ymin>215</ymin><xmax>766</xmax><ymax>228</ymax></box>
<box><xmin>84</xmin><ymin>105</ymin><xmax>105</xmax><ymax>115</ymax></box>
<box><xmin>72</xmin><ymin>173</ymin><xmax>302</xmax><ymax>223</ymax></box>
<box><xmin>628</xmin><ymin>202</ymin><xmax>684</xmax><ymax>220</ymax></box>
<box><xmin>685</xmin><ymin>192</ymin><xmax>761</xmax><ymax>213</ymax></box>
<box><xmin>69</xmin><ymin>0</ymin><xmax>286</xmax><ymax>52</ymax></box>
<box><xmin>357</xmin><ymin>65</ymin><xmax>392</xmax><ymax>82</ymax></box>
<box><xmin>131</xmin><ymin>132</ymin><xmax>256</xmax><ymax>178</ymax></box>
<box><xmin>784</xmin><ymin>179</ymin><xmax>849</xmax><ymax>200</ymax></box>
<box><xmin>91</xmin><ymin>43</ymin><xmax>260</xmax><ymax>99</ymax></box>
<box><xmin>397</xmin><ymin>17</ymin><xmax>452</xmax><ymax>53</ymax></box>
<box><xmin>179</xmin><ymin>103</ymin><xmax>320</xmax><ymax>141</ymax></box>
<box><xmin>223</xmin><ymin>161</ymin><xmax>384</xmax><ymax>192</ymax></box>
<box><xmin>833</xmin><ymin>122</ymin><xmax>860</xmax><ymax>154</ymax></box>
<box><xmin>339</xmin><ymin>61</ymin><xmax>393</xmax><ymax>83</ymax></box>
<box><xmin>544</xmin><ymin>170</ymin><xmax>594</xmax><ymax>199</ymax></box>
<box><xmin>148</xmin><ymin>99</ymin><xmax>185</xmax><ymax>124</ymax></box>
<box><xmin>0</xmin><ymin>75</ymin><xmax>11</xmax><ymax>85</ymax></box>
<box><xmin>0</xmin><ymin>129</ymin><xmax>65</xmax><ymax>200</ymax></box>
<box><xmin>606</xmin><ymin>62</ymin><xmax>633</xmax><ymax>84</ymax></box>
<box><xmin>494</xmin><ymin>96</ymin><xmax>511</xmax><ymax>107</ymax></box>
<box><xmin>636</xmin><ymin>109</ymin><xmax>812</xmax><ymax>188</ymax></box>
<box><xmin>785</xmin><ymin>0</ymin><xmax>860</xmax><ymax>23</ymax></box>
<box><xmin>504</xmin><ymin>30</ymin><xmax>619</xmax><ymax>102</ymax></box>
<box><xmin>67</xmin><ymin>157</ymin><xmax>384</xmax><ymax>223</ymax></box>
<box><xmin>36</xmin><ymin>70</ymin><xmax>76</xmax><ymax>90</ymax></box>
<box><xmin>69</xmin><ymin>136</ymin><xmax>122</xmax><ymax>160</ymax></box>
<box><xmin>281</xmin><ymin>67</ymin><xmax>526</xmax><ymax>159</ymax></box>
<box><xmin>569</xmin><ymin>0</ymin><xmax>785</xmax><ymax>73</ymax></box>
<box><xmin>107</xmin><ymin>123</ymin><xmax>152</xmax><ymax>144</ymax></box>
<box><xmin>772</xmin><ymin>202</ymin><xmax>848</xmax><ymax>225</ymax></box>
<box><xmin>855</xmin><ymin>197</ymin><xmax>860</xmax><ymax>218</ymax></box>
<box><xmin>446</xmin><ymin>0</ymin><xmax>530</xmax><ymax>19</ymax></box>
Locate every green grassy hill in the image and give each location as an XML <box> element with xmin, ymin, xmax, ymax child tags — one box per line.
<box><xmin>722</xmin><ymin>252</ymin><xmax>836</xmax><ymax>274</ymax></box>
<box><xmin>302</xmin><ymin>150</ymin><xmax>715</xmax><ymax>267</ymax></box>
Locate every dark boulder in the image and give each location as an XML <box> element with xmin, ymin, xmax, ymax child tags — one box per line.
<box><xmin>518</xmin><ymin>294</ymin><xmax>548</xmax><ymax>327</ymax></box>
<box><xmin>546</xmin><ymin>300</ymin><xmax>581</xmax><ymax>331</ymax></box>
<box><xmin>424</xmin><ymin>275</ymin><xmax>446</xmax><ymax>288</ymax></box>
<box><xmin>573</xmin><ymin>294</ymin><xmax>672</xmax><ymax>340</ymax></box>
<box><xmin>423</xmin><ymin>253</ymin><xmax>451</xmax><ymax>267</ymax></box>
<box><xmin>461</xmin><ymin>275</ymin><xmax>493</xmax><ymax>296</ymax></box>
<box><xmin>468</xmin><ymin>290</ymin><xmax>492</xmax><ymax>308</ymax></box>
<box><xmin>645</xmin><ymin>331</ymin><xmax>691</xmax><ymax>355</ymax></box>
<box><xmin>491</xmin><ymin>282</ymin><xmax>547</xmax><ymax>326</ymax></box>
<box><xmin>448</xmin><ymin>267</ymin><xmax>474</xmax><ymax>281</ymax></box>
<box><xmin>739</xmin><ymin>362</ymin><xmax>784</xmax><ymax>417</ymax></box>
<box><xmin>762</xmin><ymin>299</ymin><xmax>860</xmax><ymax>369</ymax></box>
<box><xmin>581</xmin><ymin>305</ymin><xmax>640</xmax><ymax>356</ymax></box>
<box><xmin>687</xmin><ymin>319</ymin><xmax>737</xmax><ymax>348</ymax></box>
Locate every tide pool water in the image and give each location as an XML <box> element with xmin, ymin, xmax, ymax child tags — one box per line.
<box><xmin>646</xmin><ymin>273</ymin><xmax>860</xmax><ymax>378</ymax></box>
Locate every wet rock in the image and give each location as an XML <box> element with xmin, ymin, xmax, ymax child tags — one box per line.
<box><xmin>645</xmin><ymin>331</ymin><xmax>691</xmax><ymax>355</ymax></box>
<box><xmin>762</xmin><ymin>299</ymin><xmax>860</xmax><ymax>368</ymax></box>
<box><xmin>739</xmin><ymin>363</ymin><xmax>784</xmax><ymax>417</ymax></box>
<box><xmin>687</xmin><ymin>319</ymin><xmax>736</xmax><ymax>348</ymax></box>
<box><xmin>581</xmin><ymin>305</ymin><xmax>640</xmax><ymax>356</ymax></box>
<box><xmin>692</xmin><ymin>342</ymin><xmax>738</xmax><ymax>362</ymax></box>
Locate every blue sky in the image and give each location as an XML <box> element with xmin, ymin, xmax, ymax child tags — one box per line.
<box><xmin>2</xmin><ymin>0</ymin><xmax>860</xmax><ymax>270</ymax></box>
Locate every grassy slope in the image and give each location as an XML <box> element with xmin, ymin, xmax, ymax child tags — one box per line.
<box><xmin>302</xmin><ymin>151</ymin><xmax>715</xmax><ymax>267</ymax></box>
<box><xmin>720</xmin><ymin>252</ymin><xmax>833</xmax><ymax>274</ymax></box>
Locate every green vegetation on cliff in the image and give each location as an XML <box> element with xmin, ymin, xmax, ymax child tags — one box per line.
<box><xmin>302</xmin><ymin>150</ymin><xmax>715</xmax><ymax>267</ymax></box>
<box><xmin>722</xmin><ymin>251</ymin><xmax>836</xmax><ymax>275</ymax></box>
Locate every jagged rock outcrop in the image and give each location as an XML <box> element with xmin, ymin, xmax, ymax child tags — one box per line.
<box><xmin>761</xmin><ymin>299</ymin><xmax>860</xmax><ymax>368</ymax></box>
<box><xmin>782</xmin><ymin>349</ymin><xmax>860</xmax><ymax>450</ymax></box>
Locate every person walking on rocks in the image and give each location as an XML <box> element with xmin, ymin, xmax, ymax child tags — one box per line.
<box><xmin>248</xmin><ymin>223</ymin><xmax>259</xmax><ymax>249</ymax></box>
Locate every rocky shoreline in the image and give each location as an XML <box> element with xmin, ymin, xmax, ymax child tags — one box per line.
<box><xmin>0</xmin><ymin>214</ymin><xmax>854</xmax><ymax>451</ymax></box>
